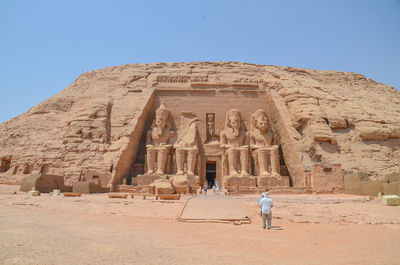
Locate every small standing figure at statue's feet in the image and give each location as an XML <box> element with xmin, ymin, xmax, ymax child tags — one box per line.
<box><xmin>203</xmin><ymin>182</ymin><xmax>208</xmax><ymax>195</ymax></box>
<box><xmin>215</xmin><ymin>180</ymin><xmax>221</xmax><ymax>195</ymax></box>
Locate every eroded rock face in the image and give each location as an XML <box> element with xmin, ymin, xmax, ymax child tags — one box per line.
<box><xmin>0</xmin><ymin>62</ymin><xmax>399</xmax><ymax>187</ymax></box>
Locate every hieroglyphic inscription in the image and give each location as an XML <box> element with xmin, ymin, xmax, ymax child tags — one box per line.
<box><xmin>233</xmin><ymin>78</ymin><xmax>263</xmax><ymax>84</ymax></box>
<box><xmin>190</xmin><ymin>76</ymin><xmax>208</xmax><ymax>82</ymax></box>
<box><xmin>156</xmin><ymin>75</ymin><xmax>208</xmax><ymax>83</ymax></box>
<box><xmin>156</xmin><ymin>76</ymin><xmax>190</xmax><ymax>83</ymax></box>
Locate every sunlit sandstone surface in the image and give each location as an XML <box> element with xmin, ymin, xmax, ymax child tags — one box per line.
<box><xmin>0</xmin><ymin>185</ymin><xmax>399</xmax><ymax>265</ymax></box>
<box><xmin>0</xmin><ymin>62</ymin><xmax>399</xmax><ymax>196</ymax></box>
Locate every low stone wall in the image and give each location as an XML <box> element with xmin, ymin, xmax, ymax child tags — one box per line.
<box><xmin>344</xmin><ymin>172</ymin><xmax>400</xmax><ymax>196</ymax></box>
<box><xmin>226</xmin><ymin>176</ymin><xmax>257</xmax><ymax>187</ymax></box>
<box><xmin>256</xmin><ymin>175</ymin><xmax>290</xmax><ymax>187</ymax></box>
<box><xmin>72</xmin><ymin>181</ymin><xmax>109</xmax><ymax>194</ymax></box>
<box><xmin>20</xmin><ymin>174</ymin><xmax>70</xmax><ymax>193</ymax></box>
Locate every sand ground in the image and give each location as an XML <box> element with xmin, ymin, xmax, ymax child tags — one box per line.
<box><xmin>0</xmin><ymin>185</ymin><xmax>399</xmax><ymax>265</ymax></box>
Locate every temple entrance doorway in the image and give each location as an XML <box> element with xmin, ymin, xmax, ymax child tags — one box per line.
<box><xmin>206</xmin><ymin>161</ymin><xmax>216</xmax><ymax>187</ymax></box>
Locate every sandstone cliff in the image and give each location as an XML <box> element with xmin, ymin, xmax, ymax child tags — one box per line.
<box><xmin>0</xmin><ymin>62</ymin><xmax>399</xmax><ymax>186</ymax></box>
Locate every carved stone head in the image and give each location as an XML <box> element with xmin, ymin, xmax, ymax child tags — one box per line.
<box><xmin>152</xmin><ymin>104</ymin><xmax>170</xmax><ymax>134</ymax></box>
<box><xmin>225</xmin><ymin>109</ymin><xmax>243</xmax><ymax>132</ymax></box>
<box><xmin>207</xmin><ymin>113</ymin><xmax>214</xmax><ymax>122</ymax></box>
<box><xmin>251</xmin><ymin>109</ymin><xmax>268</xmax><ymax>133</ymax></box>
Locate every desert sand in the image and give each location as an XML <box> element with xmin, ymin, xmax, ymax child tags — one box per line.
<box><xmin>0</xmin><ymin>185</ymin><xmax>399</xmax><ymax>265</ymax></box>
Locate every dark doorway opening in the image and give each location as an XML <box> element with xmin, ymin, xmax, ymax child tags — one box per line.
<box><xmin>0</xmin><ymin>159</ymin><xmax>10</xmax><ymax>173</ymax></box>
<box><xmin>206</xmin><ymin>161</ymin><xmax>216</xmax><ymax>187</ymax></box>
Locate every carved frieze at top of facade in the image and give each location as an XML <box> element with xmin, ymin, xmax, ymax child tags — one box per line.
<box><xmin>155</xmin><ymin>75</ymin><xmax>209</xmax><ymax>84</ymax></box>
<box><xmin>233</xmin><ymin>78</ymin><xmax>263</xmax><ymax>84</ymax></box>
<box><xmin>152</xmin><ymin>74</ymin><xmax>268</xmax><ymax>90</ymax></box>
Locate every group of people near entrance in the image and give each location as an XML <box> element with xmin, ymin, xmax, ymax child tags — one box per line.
<box><xmin>203</xmin><ymin>180</ymin><xmax>221</xmax><ymax>195</ymax></box>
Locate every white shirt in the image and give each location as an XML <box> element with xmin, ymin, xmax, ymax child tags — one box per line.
<box><xmin>259</xmin><ymin>197</ymin><xmax>274</xmax><ymax>214</ymax></box>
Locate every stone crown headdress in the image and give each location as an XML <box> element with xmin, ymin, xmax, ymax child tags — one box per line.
<box><xmin>225</xmin><ymin>109</ymin><xmax>243</xmax><ymax>129</ymax></box>
<box><xmin>156</xmin><ymin>104</ymin><xmax>169</xmax><ymax>116</ymax></box>
<box><xmin>153</xmin><ymin>104</ymin><xmax>171</xmax><ymax>129</ymax></box>
<box><xmin>251</xmin><ymin>109</ymin><xmax>268</xmax><ymax>131</ymax></box>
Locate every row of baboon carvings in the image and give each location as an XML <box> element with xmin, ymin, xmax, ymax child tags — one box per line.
<box><xmin>145</xmin><ymin>105</ymin><xmax>281</xmax><ymax>179</ymax></box>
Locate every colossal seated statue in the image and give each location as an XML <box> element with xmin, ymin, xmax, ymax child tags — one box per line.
<box><xmin>250</xmin><ymin>109</ymin><xmax>280</xmax><ymax>177</ymax></box>
<box><xmin>220</xmin><ymin>109</ymin><xmax>250</xmax><ymax>177</ymax></box>
<box><xmin>146</xmin><ymin>104</ymin><xmax>175</xmax><ymax>175</ymax></box>
<box><xmin>174</xmin><ymin>112</ymin><xmax>199</xmax><ymax>176</ymax></box>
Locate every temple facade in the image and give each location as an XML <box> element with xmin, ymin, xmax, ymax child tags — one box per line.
<box><xmin>112</xmin><ymin>82</ymin><xmax>297</xmax><ymax>193</ymax></box>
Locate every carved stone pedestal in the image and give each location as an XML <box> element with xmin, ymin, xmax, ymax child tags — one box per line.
<box><xmin>171</xmin><ymin>175</ymin><xmax>189</xmax><ymax>194</ymax></box>
<box><xmin>149</xmin><ymin>178</ymin><xmax>175</xmax><ymax>194</ymax></box>
<box><xmin>28</xmin><ymin>188</ymin><xmax>40</xmax><ymax>196</ymax></box>
<box><xmin>226</xmin><ymin>176</ymin><xmax>257</xmax><ymax>187</ymax></box>
<box><xmin>137</xmin><ymin>174</ymin><xmax>163</xmax><ymax>185</ymax></box>
<box><xmin>171</xmin><ymin>174</ymin><xmax>200</xmax><ymax>194</ymax></box>
<box><xmin>52</xmin><ymin>189</ymin><xmax>61</xmax><ymax>196</ymax></box>
<box><xmin>257</xmin><ymin>175</ymin><xmax>290</xmax><ymax>187</ymax></box>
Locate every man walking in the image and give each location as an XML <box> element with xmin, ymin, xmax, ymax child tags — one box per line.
<box><xmin>258</xmin><ymin>192</ymin><xmax>274</xmax><ymax>229</ymax></box>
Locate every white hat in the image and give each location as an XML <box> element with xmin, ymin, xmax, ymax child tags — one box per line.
<box><xmin>262</xmin><ymin>192</ymin><xmax>269</xmax><ymax>197</ymax></box>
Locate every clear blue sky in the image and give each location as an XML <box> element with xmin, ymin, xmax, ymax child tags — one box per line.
<box><xmin>1</xmin><ymin>0</ymin><xmax>399</xmax><ymax>124</ymax></box>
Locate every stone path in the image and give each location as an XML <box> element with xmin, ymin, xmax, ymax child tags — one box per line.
<box><xmin>178</xmin><ymin>194</ymin><xmax>250</xmax><ymax>223</ymax></box>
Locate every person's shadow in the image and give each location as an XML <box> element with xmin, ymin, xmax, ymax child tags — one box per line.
<box><xmin>269</xmin><ymin>225</ymin><xmax>283</xmax><ymax>230</ymax></box>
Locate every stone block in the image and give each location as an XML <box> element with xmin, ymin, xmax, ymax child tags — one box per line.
<box><xmin>149</xmin><ymin>178</ymin><xmax>175</xmax><ymax>194</ymax></box>
<box><xmin>381</xmin><ymin>195</ymin><xmax>400</xmax><ymax>206</ymax></box>
<box><xmin>28</xmin><ymin>189</ymin><xmax>40</xmax><ymax>196</ymax></box>
<box><xmin>73</xmin><ymin>181</ymin><xmax>108</xmax><ymax>194</ymax></box>
<box><xmin>52</xmin><ymin>189</ymin><xmax>61</xmax><ymax>196</ymax></box>
<box><xmin>108</xmin><ymin>193</ymin><xmax>128</xmax><ymax>199</ymax></box>
<box><xmin>171</xmin><ymin>175</ymin><xmax>189</xmax><ymax>194</ymax></box>
<box><xmin>63</xmin><ymin>192</ymin><xmax>82</xmax><ymax>197</ymax></box>
<box><xmin>20</xmin><ymin>174</ymin><xmax>67</xmax><ymax>193</ymax></box>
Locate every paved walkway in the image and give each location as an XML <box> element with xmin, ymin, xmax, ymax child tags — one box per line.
<box><xmin>179</xmin><ymin>194</ymin><xmax>250</xmax><ymax>222</ymax></box>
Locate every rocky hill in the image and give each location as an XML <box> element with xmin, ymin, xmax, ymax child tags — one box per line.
<box><xmin>0</xmin><ymin>62</ymin><xmax>399</xmax><ymax>188</ymax></box>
